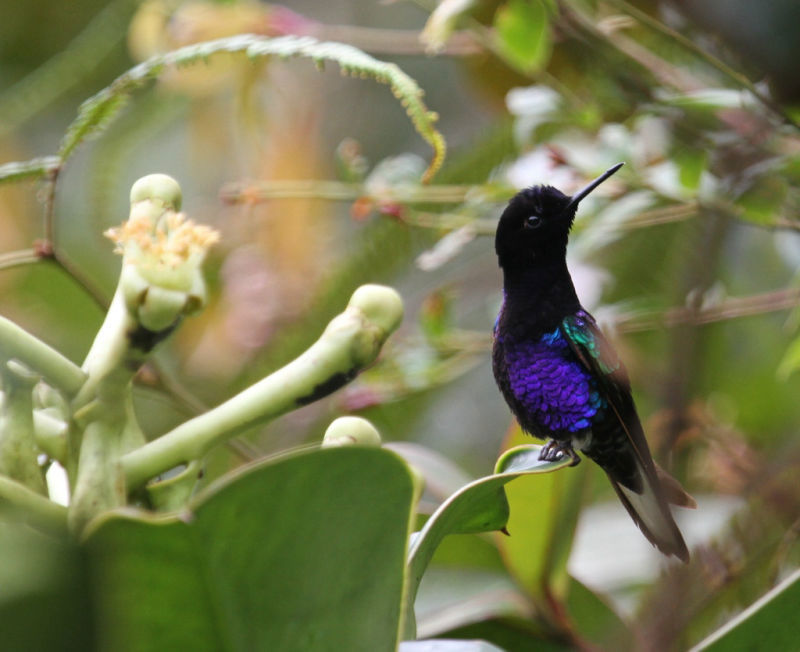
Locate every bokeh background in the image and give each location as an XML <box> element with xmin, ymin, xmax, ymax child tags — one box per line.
<box><xmin>1</xmin><ymin>0</ymin><xmax>799</xmax><ymax>649</ymax></box>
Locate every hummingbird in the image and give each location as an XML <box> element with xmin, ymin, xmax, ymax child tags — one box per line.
<box><xmin>492</xmin><ymin>163</ymin><xmax>694</xmax><ymax>561</ymax></box>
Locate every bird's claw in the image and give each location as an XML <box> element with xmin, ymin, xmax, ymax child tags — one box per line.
<box><xmin>539</xmin><ymin>440</ymin><xmax>581</xmax><ymax>467</ymax></box>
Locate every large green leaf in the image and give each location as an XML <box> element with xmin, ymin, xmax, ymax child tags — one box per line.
<box><xmin>86</xmin><ymin>446</ymin><xmax>417</xmax><ymax>651</ymax></box>
<box><xmin>0</xmin><ymin>523</ymin><xmax>93</xmax><ymax>652</ymax></box>
<box><xmin>405</xmin><ymin>445</ymin><xmax>570</xmax><ymax>638</ymax></box>
<box><xmin>566</xmin><ymin>578</ymin><xmax>632</xmax><ymax>650</ymax></box>
<box><xmin>692</xmin><ymin>569</ymin><xmax>800</xmax><ymax>651</ymax></box>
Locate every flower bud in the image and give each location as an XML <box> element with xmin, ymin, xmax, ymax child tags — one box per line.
<box><xmin>322</xmin><ymin>416</ymin><xmax>382</xmax><ymax>447</ymax></box>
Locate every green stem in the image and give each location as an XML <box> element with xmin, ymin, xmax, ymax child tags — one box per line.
<box><xmin>74</xmin><ymin>289</ymin><xmax>142</xmax><ymax>409</ymax></box>
<box><xmin>122</xmin><ymin>284</ymin><xmax>403</xmax><ymax>489</ymax></box>
<box><xmin>0</xmin><ymin>315</ymin><xmax>86</xmax><ymax>397</ymax></box>
<box><xmin>68</xmin><ymin>407</ymin><xmax>126</xmax><ymax>533</ymax></box>
<box><xmin>0</xmin><ymin>362</ymin><xmax>47</xmax><ymax>494</ymax></box>
<box><xmin>220</xmin><ymin>179</ymin><xmax>496</xmax><ymax>204</ymax></box>
<box><xmin>0</xmin><ymin>475</ymin><xmax>68</xmax><ymax>535</ymax></box>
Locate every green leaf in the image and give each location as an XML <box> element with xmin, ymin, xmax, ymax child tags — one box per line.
<box><xmin>778</xmin><ymin>334</ymin><xmax>800</xmax><ymax>379</ymax></box>
<box><xmin>494</xmin><ymin>427</ymin><xmax>589</xmax><ymax>603</ymax></box>
<box><xmin>405</xmin><ymin>444</ymin><xmax>571</xmax><ymax>638</ymax></box>
<box><xmin>414</xmin><ymin>565</ymin><xmax>525</xmax><ymax>639</ymax></box>
<box><xmin>734</xmin><ymin>175</ymin><xmax>788</xmax><ymax>225</ymax></box>
<box><xmin>56</xmin><ymin>34</ymin><xmax>446</xmax><ymax>181</ymax></box>
<box><xmin>421</xmin><ymin>0</ymin><xmax>478</xmax><ymax>53</ymax></box>
<box><xmin>0</xmin><ymin>156</ymin><xmax>61</xmax><ymax>184</ymax></box>
<box><xmin>86</xmin><ymin>446</ymin><xmax>417</xmax><ymax>651</ymax></box>
<box><xmin>400</xmin><ymin>639</ymin><xmax>507</xmax><ymax>651</ymax></box>
<box><xmin>493</xmin><ymin>0</ymin><xmax>553</xmax><ymax>75</ymax></box>
<box><xmin>0</xmin><ymin>523</ymin><xmax>93</xmax><ymax>652</ymax></box>
<box><xmin>674</xmin><ymin>148</ymin><xmax>708</xmax><ymax>192</ymax></box>
<box><xmin>441</xmin><ymin>616</ymin><xmax>570</xmax><ymax>651</ymax></box>
<box><xmin>656</xmin><ymin>88</ymin><xmax>757</xmax><ymax>111</ymax></box>
<box><xmin>692</xmin><ymin>569</ymin><xmax>800</xmax><ymax>651</ymax></box>
<box><xmin>566</xmin><ymin>578</ymin><xmax>632</xmax><ymax>650</ymax></box>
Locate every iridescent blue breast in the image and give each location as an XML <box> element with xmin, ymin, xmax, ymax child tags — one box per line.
<box><xmin>504</xmin><ymin>328</ymin><xmax>604</xmax><ymax>434</ymax></box>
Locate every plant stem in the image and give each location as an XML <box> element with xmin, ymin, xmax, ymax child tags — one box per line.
<box><xmin>311</xmin><ymin>25</ymin><xmax>482</xmax><ymax>56</ymax></box>
<box><xmin>0</xmin><ymin>475</ymin><xmax>68</xmax><ymax>534</ymax></box>
<box><xmin>69</xmin><ymin>406</ymin><xmax>128</xmax><ymax>533</ymax></box>
<box><xmin>0</xmin><ymin>249</ymin><xmax>42</xmax><ymax>270</ymax></box>
<box><xmin>0</xmin><ymin>362</ymin><xmax>48</xmax><ymax>494</ymax></box>
<box><xmin>0</xmin><ymin>315</ymin><xmax>86</xmax><ymax>397</ymax></box>
<box><xmin>121</xmin><ymin>285</ymin><xmax>403</xmax><ymax>489</ymax></box>
<box><xmin>220</xmin><ymin>179</ymin><xmax>489</xmax><ymax>204</ymax></box>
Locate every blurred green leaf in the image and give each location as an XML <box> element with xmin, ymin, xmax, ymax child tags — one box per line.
<box><xmin>421</xmin><ymin>0</ymin><xmax>478</xmax><ymax>53</ymax></box>
<box><xmin>656</xmin><ymin>89</ymin><xmax>758</xmax><ymax>111</ymax></box>
<box><xmin>387</xmin><ymin>441</ymin><xmax>475</xmax><ymax>503</ymax></box>
<box><xmin>777</xmin><ymin>334</ymin><xmax>800</xmax><ymax>379</ymax></box>
<box><xmin>734</xmin><ymin>175</ymin><xmax>788</xmax><ymax>225</ymax></box>
<box><xmin>566</xmin><ymin>578</ymin><xmax>632</xmax><ymax>650</ymax></box>
<box><xmin>692</xmin><ymin>570</ymin><xmax>800</xmax><ymax>651</ymax></box>
<box><xmin>86</xmin><ymin>446</ymin><xmax>416</xmax><ymax>651</ymax></box>
<box><xmin>0</xmin><ymin>523</ymin><xmax>93</xmax><ymax>652</ymax></box>
<box><xmin>414</xmin><ymin>566</ymin><xmax>525</xmax><ymax>639</ymax></box>
<box><xmin>675</xmin><ymin>148</ymin><xmax>708</xmax><ymax>192</ymax></box>
<box><xmin>400</xmin><ymin>638</ymin><xmax>507</xmax><ymax>651</ymax></box>
<box><xmin>405</xmin><ymin>445</ymin><xmax>570</xmax><ymax>637</ymax></box>
<box><xmin>493</xmin><ymin>0</ymin><xmax>553</xmax><ymax>74</ymax></box>
<box><xmin>442</xmin><ymin>616</ymin><xmax>571</xmax><ymax>652</ymax></box>
<box><xmin>495</xmin><ymin>427</ymin><xmax>588</xmax><ymax>604</ymax></box>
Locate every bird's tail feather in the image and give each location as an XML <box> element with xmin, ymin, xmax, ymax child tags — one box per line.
<box><xmin>608</xmin><ymin>462</ymin><xmax>692</xmax><ymax>562</ymax></box>
<box><xmin>655</xmin><ymin>462</ymin><xmax>697</xmax><ymax>509</ymax></box>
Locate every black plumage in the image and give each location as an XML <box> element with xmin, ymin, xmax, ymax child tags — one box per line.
<box><xmin>492</xmin><ymin>163</ymin><xmax>694</xmax><ymax>561</ymax></box>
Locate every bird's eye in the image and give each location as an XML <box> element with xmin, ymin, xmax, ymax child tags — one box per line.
<box><xmin>524</xmin><ymin>215</ymin><xmax>543</xmax><ymax>229</ymax></box>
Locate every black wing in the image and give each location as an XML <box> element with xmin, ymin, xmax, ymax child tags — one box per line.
<box><xmin>560</xmin><ymin>311</ymin><xmax>691</xmax><ymax>562</ymax></box>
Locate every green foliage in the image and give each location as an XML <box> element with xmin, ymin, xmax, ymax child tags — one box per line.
<box><xmin>88</xmin><ymin>447</ymin><xmax>416</xmax><ymax>651</ymax></box>
<box><xmin>1</xmin><ymin>0</ymin><xmax>800</xmax><ymax>650</ymax></box>
<box><xmin>406</xmin><ymin>444</ymin><xmax>571</xmax><ymax>629</ymax></box>
<box><xmin>57</xmin><ymin>34</ymin><xmax>445</xmax><ymax>180</ymax></box>
<box><xmin>495</xmin><ymin>428</ymin><xmax>588</xmax><ymax>606</ymax></box>
<box><xmin>0</xmin><ymin>156</ymin><xmax>61</xmax><ymax>185</ymax></box>
<box><xmin>493</xmin><ymin>0</ymin><xmax>553</xmax><ymax>74</ymax></box>
<box><xmin>694</xmin><ymin>570</ymin><xmax>800</xmax><ymax>651</ymax></box>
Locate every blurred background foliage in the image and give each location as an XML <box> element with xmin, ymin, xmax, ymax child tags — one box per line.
<box><xmin>1</xmin><ymin>0</ymin><xmax>799</xmax><ymax>649</ymax></box>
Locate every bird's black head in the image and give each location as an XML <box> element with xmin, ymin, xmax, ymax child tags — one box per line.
<box><xmin>495</xmin><ymin>163</ymin><xmax>624</xmax><ymax>272</ymax></box>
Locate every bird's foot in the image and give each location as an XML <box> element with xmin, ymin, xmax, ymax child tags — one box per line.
<box><xmin>539</xmin><ymin>439</ymin><xmax>581</xmax><ymax>467</ymax></box>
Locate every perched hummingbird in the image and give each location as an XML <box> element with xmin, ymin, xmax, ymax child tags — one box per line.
<box><xmin>492</xmin><ymin>163</ymin><xmax>694</xmax><ymax>561</ymax></box>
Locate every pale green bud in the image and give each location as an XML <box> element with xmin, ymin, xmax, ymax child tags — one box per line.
<box><xmin>322</xmin><ymin>416</ymin><xmax>382</xmax><ymax>447</ymax></box>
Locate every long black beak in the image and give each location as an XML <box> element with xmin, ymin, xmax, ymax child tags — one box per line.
<box><xmin>564</xmin><ymin>162</ymin><xmax>624</xmax><ymax>212</ymax></box>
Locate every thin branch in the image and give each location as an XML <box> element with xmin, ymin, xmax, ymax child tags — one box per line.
<box><xmin>606</xmin><ymin>0</ymin><xmax>800</xmax><ymax>131</ymax></box>
<box><xmin>0</xmin><ymin>249</ymin><xmax>42</xmax><ymax>270</ymax></box>
<box><xmin>50</xmin><ymin>253</ymin><xmax>109</xmax><ymax>310</ymax></box>
<box><xmin>0</xmin><ymin>315</ymin><xmax>86</xmax><ymax>397</ymax></box>
<box><xmin>0</xmin><ymin>0</ymin><xmax>133</xmax><ymax>138</ymax></box>
<box><xmin>616</xmin><ymin>288</ymin><xmax>800</xmax><ymax>333</ymax></box>
<box><xmin>773</xmin><ymin>217</ymin><xmax>800</xmax><ymax>233</ymax></box>
<box><xmin>0</xmin><ymin>156</ymin><xmax>61</xmax><ymax>185</ymax></box>
<box><xmin>431</xmin><ymin>287</ymin><xmax>800</xmax><ymax>356</ymax></box>
<box><xmin>311</xmin><ymin>25</ymin><xmax>483</xmax><ymax>56</ymax></box>
<box><xmin>618</xmin><ymin>203</ymin><xmax>698</xmax><ymax>229</ymax></box>
<box><xmin>565</xmin><ymin>2</ymin><xmax>701</xmax><ymax>92</ymax></box>
<box><xmin>219</xmin><ymin>179</ymin><xmax>491</xmax><ymax>204</ymax></box>
<box><xmin>41</xmin><ymin>163</ymin><xmax>60</xmax><ymax>247</ymax></box>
